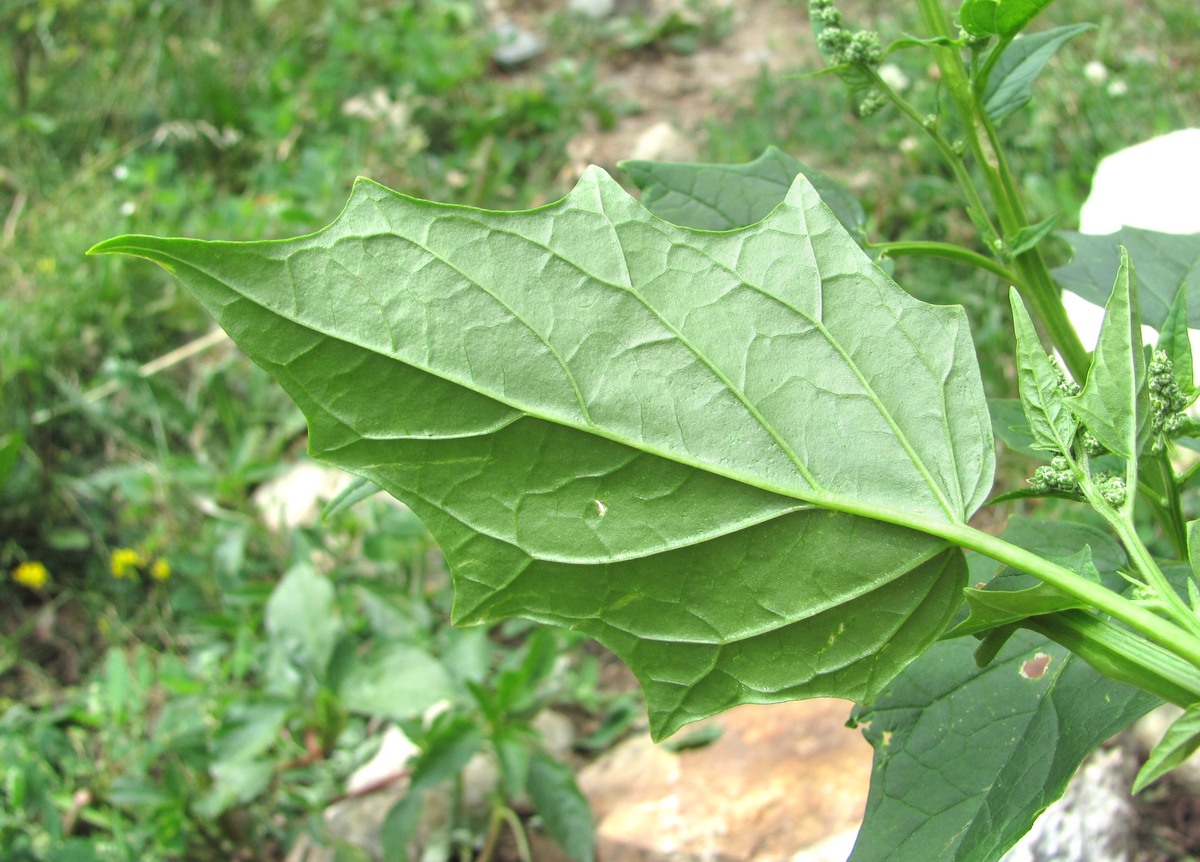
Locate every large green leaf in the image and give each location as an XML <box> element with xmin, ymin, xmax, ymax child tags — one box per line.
<box><xmin>621</xmin><ymin>146</ymin><xmax>867</xmax><ymax>240</ymax></box>
<box><xmin>850</xmin><ymin>521</ymin><xmax>1151</xmax><ymax>862</ymax></box>
<box><xmin>1053</xmin><ymin>228</ymin><xmax>1200</xmax><ymax>329</ymax></box>
<box><xmin>91</xmin><ymin>168</ymin><xmax>994</xmax><ymax>738</ymax></box>
<box><xmin>983</xmin><ymin>24</ymin><xmax>1094</xmax><ymax>123</ymax></box>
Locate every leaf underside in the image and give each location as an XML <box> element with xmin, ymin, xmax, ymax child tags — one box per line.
<box><xmin>92</xmin><ymin>168</ymin><xmax>993</xmax><ymax>738</ymax></box>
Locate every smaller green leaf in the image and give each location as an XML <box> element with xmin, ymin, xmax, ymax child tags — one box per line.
<box><xmin>381</xmin><ymin>792</ymin><xmax>425</xmax><ymax>862</ymax></box>
<box><xmin>1066</xmin><ymin>248</ymin><xmax>1149</xmax><ymax>460</ymax></box>
<box><xmin>196</xmin><ymin>761</ymin><xmax>274</xmax><ymax>819</ymax></box>
<box><xmin>988</xmin><ymin>397</ymin><xmax>1046</xmax><ymax>459</ymax></box>
<box><xmin>411</xmin><ymin>715</ymin><xmax>486</xmax><ymax>793</ymax></box>
<box><xmin>960</xmin><ymin>0</ymin><xmax>1053</xmax><ymax>37</ymax></box>
<box><xmin>321</xmin><ymin>476</ymin><xmax>382</xmax><ymax>521</ymax></box>
<box><xmin>337</xmin><ymin>643</ymin><xmax>458</xmax><ymax>721</ymax></box>
<box><xmin>264</xmin><ymin>564</ymin><xmax>340</xmax><ymax>679</ymax></box>
<box><xmin>945</xmin><ymin>547</ymin><xmax>1099</xmax><ymax>638</ymax></box>
<box><xmin>1006</xmin><ymin>213</ymin><xmax>1062</xmax><ymax>257</ymax></box>
<box><xmin>1009</xmin><ymin>288</ymin><xmax>1078</xmax><ymax>454</ymax></box>
<box><xmin>884</xmin><ymin>34</ymin><xmax>963</xmax><ymax>55</ymax></box>
<box><xmin>212</xmin><ymin>701</ymin><xmax>291</xmax><ymax>764</ymax></box>
<box><xmin>984</xmin><ymin>25</ymin><xmax>1094</xmax><ymax>122</ymax></box>
<box><xmin>959</xmin><ymin>0</ymin><xmax>1000</xmax><ymax>37</ymax></box>
<box><xmin>996</xmin><ymin>0</ymin><xmax>1055</xmax><ymax>35</ymax></box>
<box><xmin>493</xmin><ymin>725</ymin><xmax>534</xmax><ymax>799</ymax></box>
<box><xmin>1134</xmin><ymin>704</ymin><xmax>1200</xmax><ymax>792</ymax></box>
<box><xmin>529</xmin><ymin>750</ymin><xmax>596</xmax><ymax>862</ymax></box>
<box><xmin>1158</xmin><ymin>283</ymin><xmax>1195</xmax><ymax>397</ymax></box>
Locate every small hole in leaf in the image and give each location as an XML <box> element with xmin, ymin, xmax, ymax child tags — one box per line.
<box><xmin>1020</xmin><ymin>653</ymin><xmax>1051</xmax><ymax>680</ymax></box>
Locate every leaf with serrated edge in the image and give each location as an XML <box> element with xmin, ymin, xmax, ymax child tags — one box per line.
<box><xmin>1066</xmin><ymin>248</ymin><xmax>1149</xmax><ymax>459</ymax></box>
<box><xmin>984</xmin><ymin>24</ymin><xmax>1095</xmax><ymax>123</ymax></box>
<box><xmin>960</xmin><ymin>0</ymin><xmax>1053</xmax><ymax>37</ymax></box>
<box><xmin>91</xmin><ymin>169</ymin><xmax>994</xmax><ymax>738</ymax></box>
<box><xmin>1010</xmin><ymin>288</ymin><xmax>1078</xmax><ymax>453</ymax></box>
<box><xmin>1054</xmin><ymin>228</ymin><xmax>1200</xmax><ymax>329</ymax></box>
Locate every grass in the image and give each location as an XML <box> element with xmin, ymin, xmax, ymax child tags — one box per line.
<box><xmin>2</xmin><ymin>0</ymin><xmax>1198</xmax><ymax>858</ymax></box>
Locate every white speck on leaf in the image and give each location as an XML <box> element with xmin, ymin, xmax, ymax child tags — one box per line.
<box><xmin>594</xmin><ymin>500</ymin><xmax>607</xmax><ymax>517</ymax></box>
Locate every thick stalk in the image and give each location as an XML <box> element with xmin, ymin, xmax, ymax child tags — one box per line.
<box><xmin>937</xmin><ymin>521</ymin><xmax>1200</xmax><ymax>669</ymax></box>
<box><xmin>1027</xmin><ymin>611</ymin><xmax>1200</xmax><ymax>707</ymax></box>
<box><xmin>913</xmin><ymin>0</ymin><xmax>1091</xmax><ymax>380</ymax></box>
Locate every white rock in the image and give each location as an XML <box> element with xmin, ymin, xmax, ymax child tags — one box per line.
<box><xmin>253</xmin><ymin>461</ymin><xmax>354</xmax><ymax>531</ymax></box>
<box><xmin>1000</xmin><ymin>746</ymin><xmax>1137</xmax><ymax>862</ymax></box>
<box><xmin>629</xmin><ymin>121</ymin><xmax>698</xmax><ymax>164</ymax></box>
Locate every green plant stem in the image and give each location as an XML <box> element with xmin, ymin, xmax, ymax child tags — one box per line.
<box><xmin>913</xmin><ymin>0</ymin><xmax>1091</xmax><ymax>381</ymax></box>
<box><xmin>867</xmin><ymin>240</ymin><xmax>1018</xmax><ymax>282</ymax></box>
<box><xmin>866</xmin><ymin>68</ymin><xmax>1002</xmax><ymax>245</ymax></box>
<box><xmin>1177</xmin><ymin>451</ymin><xmax>1200</xmax><ymax>489</ymax></box>
<box><xmin>939</xmin><ymin>520</ymin><xmax>1200</xmax><ymax>669</ymax></box>
<box><xmin>1027</xmin><ymin>611</ymin><xmax>1200</xmax><ymax>707</ymax></box>
<box><xmin>1145</xmin><ymin>450</ymin><xmax>1190</xmax><ymax>558</ymax></box>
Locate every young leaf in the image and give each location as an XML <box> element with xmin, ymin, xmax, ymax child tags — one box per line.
<box><xmin>959</xmin><ymin>0</ymin><xmax>1054</xmax><ymax>38</ymax></box>
<box><xmin>944</xmin><ymin>547</ymin><xmax>1099</xmax><ymax>638</ymax></box>
<box><xmin>1132</xmin><ymin>703</ymin><xmax>1200</xmax><ymax>793</ymax></box>
<box><xmin>528</xmin><ymin>750</ymin><xmax>596</xmax><ymax>862</ymax></box>
<box><xmin>380</xmin><ymin>791</ymin><xmax>425</xmax><ymax>862</ymax></box>
<box><xmin>1053</xmin><ymin>228</ymin><xmax>1200</xmax><ymax>329</ymax></box>
<box><xmin>620</xmin><ymin>146</ymin><xmax>867</xmax><ymax>241</ymax></box>
<box><xmin>1004</xmin><ymin>213</ymin><xmax>1061</xmax><ymax>257</ymax></box>
<box><xmin>92</xmin><ymin>169</ymin><xmax>995</xmax><ymax>739</ymax></box>
<box><xmin>1158</xmin><ymin>283</ymin><xmax>1195</xmax><ymax>397</ymax></box>
<box><xmin>983</xmin><ymin>24</ymin><xmax>1095</xmax><ymax>123</ymax></box>
<box><xmin>1009</xmin><ymin>289</ymin><xmax>1077</xmax><ymax>453</ymax></box>
<box><xmin>1065</xmin><ymin>248</ymin><xmax>1149</xmax><ymax>460</ymax></box>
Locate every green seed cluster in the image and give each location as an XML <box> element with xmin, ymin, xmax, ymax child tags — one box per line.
<box><xmin>1047</xmin><ymin>356</ymin><xmax>1107</xmax><ymax>456</ymax></box>
<box><xmin>1029</xmin><ymin>456</ymin><xmax>1078</xmax><ymax>495</ymax></box>
<box><xmin>1027</xmin><ymin>457</ymin><xmax>1126</xmax><ymax>506</ymax></box>
<box><xmin>1149</xmin><ymin>350</ymin><xmax>1190</xmax><ymax>443</ymax></box>
<box><xmin>809</xmin><ymin>0</ymin><xmax>885</xmax><ymax>116</ymax></box>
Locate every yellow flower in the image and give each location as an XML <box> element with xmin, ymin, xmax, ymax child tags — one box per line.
<box><xmin>12</xmin><ymin>561</ymin><xmax>49</xmax><ymax>590</ymax></box>
<box><xmin>150</xmin><ymin>558</ymin><xmax>171</xmax><ymax>581</ymax></box>
<box><xmin>110</xmin><ymin>548</ymin><xmax>143</xmax><ymax>579</ymax></box>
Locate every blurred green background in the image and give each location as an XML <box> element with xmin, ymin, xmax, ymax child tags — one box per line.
<box><xmin>1</xmin><ymin>0</ymin><xmax>1197</xmax><ymax>859</ymax></box>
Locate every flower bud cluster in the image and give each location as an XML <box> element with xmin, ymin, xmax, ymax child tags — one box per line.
<box><xmin>1029</xmin><ymin>456</ymin><xmax>1078</xmax><ymax>495</ymax></box>
<box><xmin>1149</xmin><ymin>350</ymin><xmax>1190</xmax><ymax>444</ymax></box>
<box><xmin>1027</xmin><ymin>456</ymin><xmax>1126</xmax><ymax>507</ymax></box>
<box><xmin>809</xmin><ymin>0</ymin><xmax>885</xmax><ymax>117</ymax></box>
<box><xmin>1048</xmin><ymin>356</ymin><xmax>1106</xmax><ymax>456</ymax></box>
